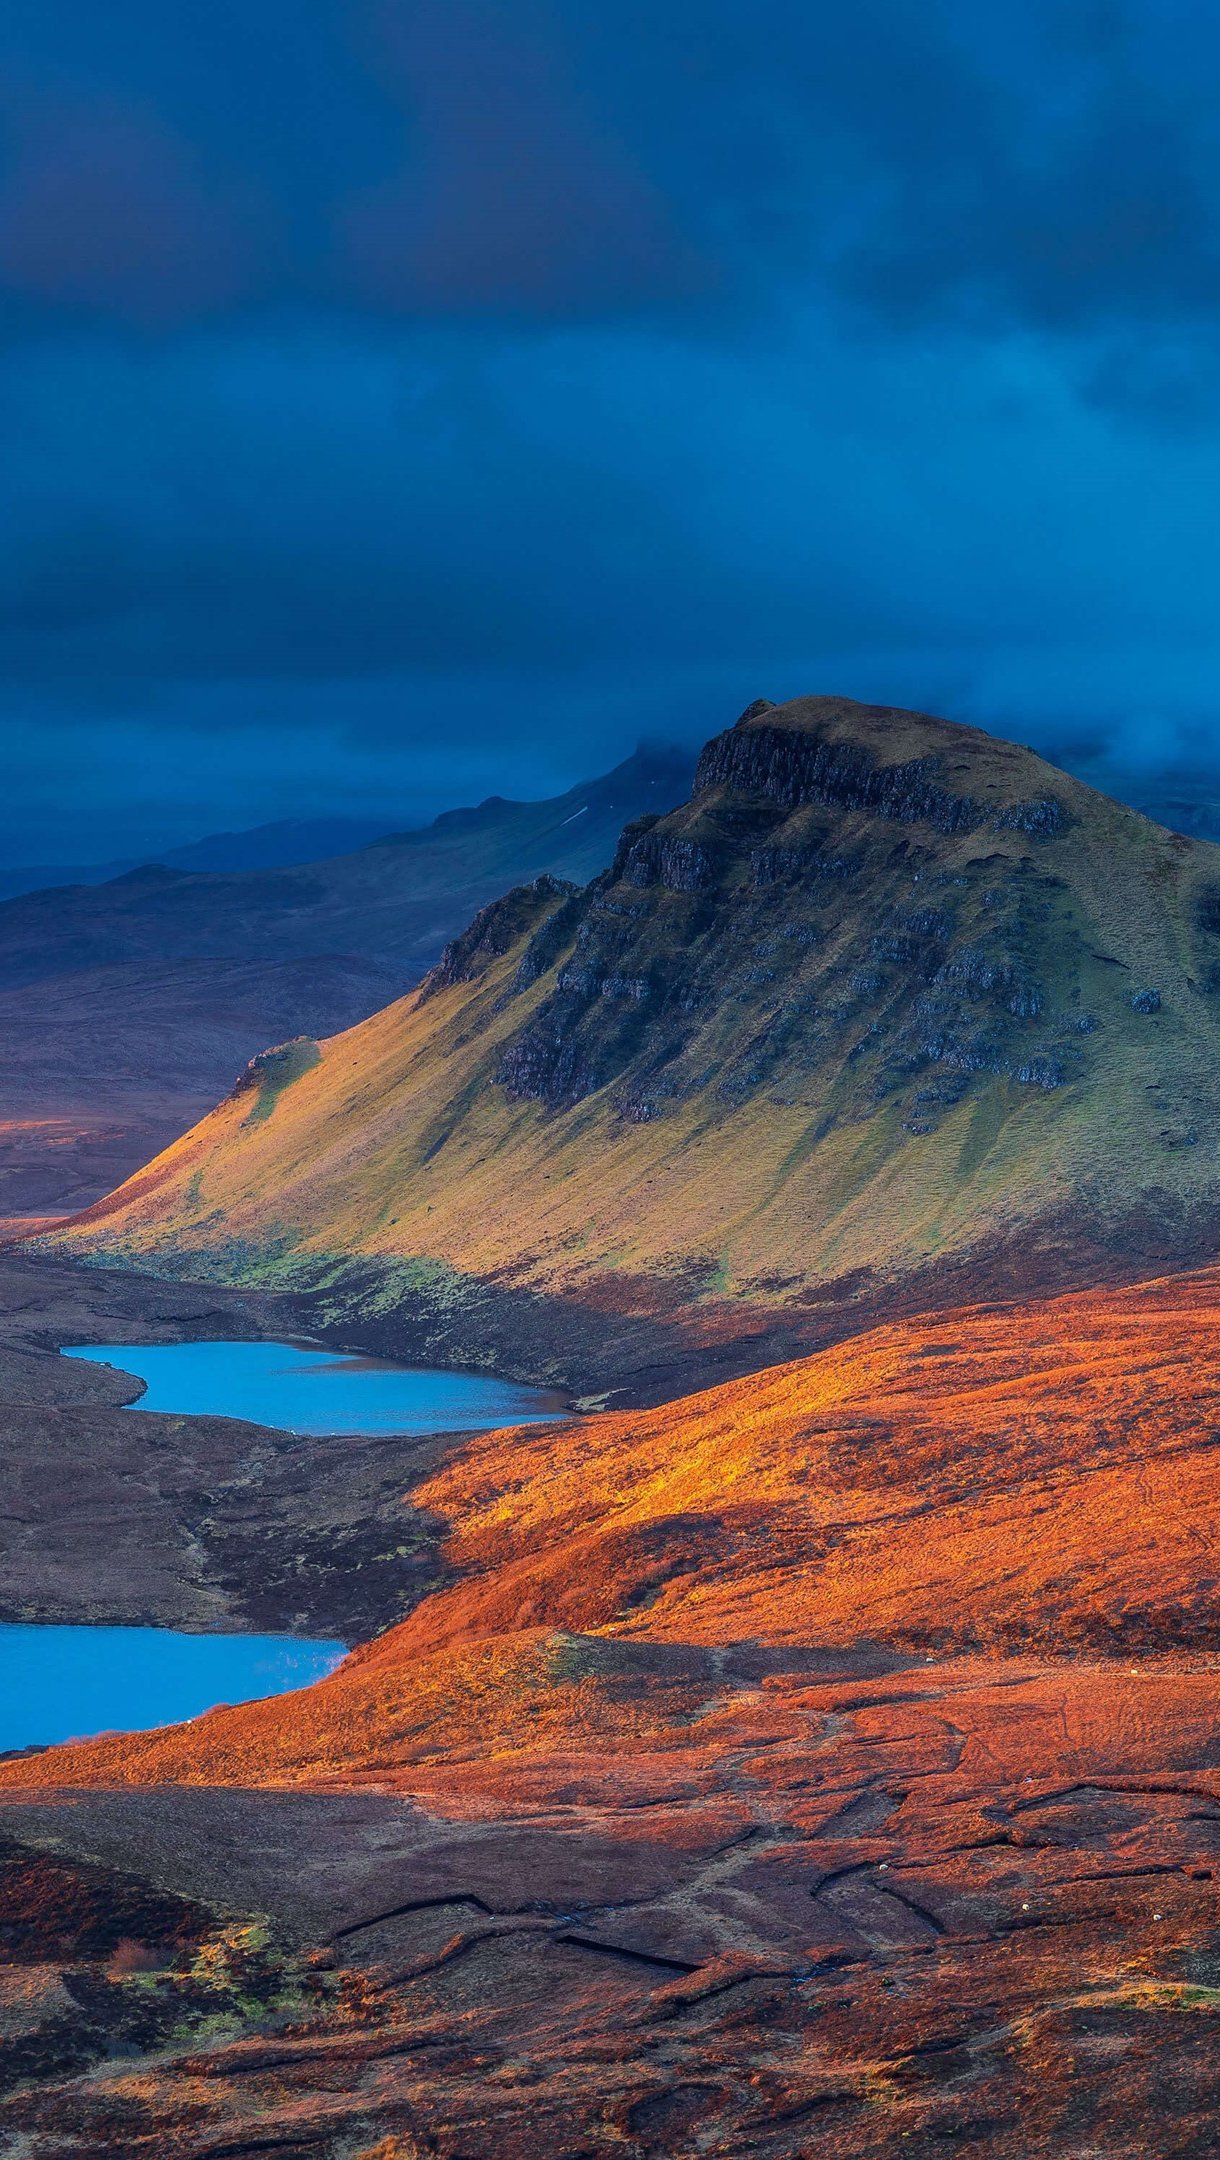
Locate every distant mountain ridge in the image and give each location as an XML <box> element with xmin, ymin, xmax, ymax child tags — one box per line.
<box><xmin>0</xmin><ymin>746</ymin><xmax>692</xmax><ymax>1216</ymax></box>
<box><xmin>10</xmin><ymin>752</ymin><xmax>1219</xmax><ymax>909</ymax></box>
<box><xmin>0</xmin><ymin>814</ymin><xmax>410</xmax><ymax>901</ymax></box>
<box><xmin>53</xmin><ymin>694</ymin><xmax>1220</xmax><ymax>1394</ymax></box>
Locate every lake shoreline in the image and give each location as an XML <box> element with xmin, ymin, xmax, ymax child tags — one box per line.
<box><xmin>61</xmin><ymin>1336</ymin><xmax>566</xmax><ymax>1436</ymax></box>
<box><xmin>0</xmin><ymin>1251</ymin><xmax>537</xmax><ymax>1642</ymax></box>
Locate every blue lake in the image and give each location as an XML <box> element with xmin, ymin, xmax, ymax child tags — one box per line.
<box><xmin>3</xmin><ymin>1339</ymin><xmax>564</xmax><ymax>1753</ymax></box>
<box><xmin>61</xmin><ymin>1337</ymin><xmax>566</xmax><ymax>1436</ymax></box>
<box><xmin>0</xmin><ymin>1625</ymin><xmax>344</xmax><ymax>1752</ymax></box>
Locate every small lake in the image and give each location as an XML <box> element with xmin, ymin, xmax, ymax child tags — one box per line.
<box><xmin>61</xmin><ymin>1338</ymin><xmax>566</xmax><ymax>1436</ymax></box>
<box><xmin>7</xmin><ymin>1341</ymin><xmax>563</xmax><ymax>1754</ymax></box>
<box><xmin>0</xmin><ymin>1625</ymin><xmax>344</xmax><ymax>1753</ymax></box>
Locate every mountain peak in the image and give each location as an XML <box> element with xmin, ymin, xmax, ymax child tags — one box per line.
<box><xmin>704</xmin><ymin>692</ymin><xmax>1074</xmax><ymax>836</ymax></box>
<box><xmin>51</xmin><ymin>693</ymin><xmax>1220</xmax><ymax>1396</ymax></box>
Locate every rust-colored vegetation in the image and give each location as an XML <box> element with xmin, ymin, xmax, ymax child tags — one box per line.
<box><xmin>12</xmin><ymin>1262</ymin><xmax>1220</xmax><ymax>1793</ymax></box>
<box><xmin>12</xmin><ymin>1274</ymin><xmax>1220</xmax><ymax>2149</ymax></box>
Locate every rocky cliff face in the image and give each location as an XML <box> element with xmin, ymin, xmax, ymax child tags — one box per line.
<box><xmin>424</xmin><ymin>874</ymin><xmax>579</xmax><ymax>997</ymax></box>
<box><xmin>694</xmin><ymin>711</ymin><xmax>1070</xmax><ymax>836</ymax></box>
<box><xmin>421</xmin><ymin>700</ymin><xmax>1127</xmax><ymax>1130</ymax></box>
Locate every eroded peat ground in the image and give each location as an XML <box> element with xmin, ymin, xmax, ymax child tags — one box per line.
<box><xmin>7</xmin><ymin>1265</ymin><xmax>1220</xmax><ymax>2151</ymax></box>
<box><xmin>6</xmin><ymin>1647</ymin><xmax>1220</xmax><ymax>2157</ymax></box>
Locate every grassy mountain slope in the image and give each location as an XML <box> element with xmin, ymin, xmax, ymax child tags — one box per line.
<box><xmin>0</xmin><ymin>747</ymin><xmax>688</xmax><ymax>1215</ymax></box>
<box><xmin>54</xmin><ymin>695</ymin><xmax>1220</xmax><ymax>1374</ymax></box>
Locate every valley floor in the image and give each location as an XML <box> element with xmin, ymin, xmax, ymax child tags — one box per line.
<box><xmin>0</xmin><ymin>1256</ymin><xmax>451</xmax><ymax>1643</ymax></box>
<box><xmin>6</xmin><ymin>1256</ymin><xmax>1220</xmax><ymax>2155</ymax></box>
<box><xmin>0</xmin><ymin>1104</ymin><xmax>199</xmax><ymax>1223</ymax></box>
<box><xmin>5</xmin><ymin>1644</ymin><xmax>1220</xmax><ymax>2157</ymax></box>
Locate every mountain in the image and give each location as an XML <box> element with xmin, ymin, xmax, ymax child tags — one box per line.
<box><xmin>53</xmin><ymin>694</ymin><xmax>1220</xmax><ymax>1391</ymax></box>
<box><xmin>9</xmin><ymin>765</ymin><xmax>1216</xmax><ymax>906</ymax></box>
<box><xmin>0</xmin><ymin>746</ymin><xmax>692</xmax><ymax>1218</ymax></box>
<box><xmin>128</xmin><ymin>811</ymin><xmax>412</xmax><ymax>875</ymax></box>
<box><xmin>0</xmin><ymin>814</ymin><xmax>408</xmax><ymax>901</ymax></box>
<box><xmin>9</xmin><ymin>1263</ymin><xmax>1220</xmax><ymax>2151</ymax></box>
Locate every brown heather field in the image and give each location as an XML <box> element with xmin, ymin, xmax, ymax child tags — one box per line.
<box><xmin>8</xmin><ymin>1264</ymin><xmax>1220</xmax><ymax>2153</ymax></box>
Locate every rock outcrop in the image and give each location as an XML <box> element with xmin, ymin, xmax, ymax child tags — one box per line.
<box><xmin>695</xmin><ymin>707</ymin><xmax>1069</xmax><ymax>835</ymax></box>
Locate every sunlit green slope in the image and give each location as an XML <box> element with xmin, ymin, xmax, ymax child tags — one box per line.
<box><xmin>54</xmin><ymin>695</ymin><xmax>1220</xmax><ymax>1330</ymax></box>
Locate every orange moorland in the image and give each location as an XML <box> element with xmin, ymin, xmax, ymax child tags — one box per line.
<box><xmin>9</xmin><ymin>1259</ymin><xmax>1220</xmax><ymax>1794</ymax></box>
<box><xmin>10</xmin><ymin>1268</ymin><xmax>1220</xmax><ymax>2153</ymax></box>
<box><xmin>11</xmin><ymin>1267</ymin><xmax>1220</xmax><ymax>2153</ymax></box>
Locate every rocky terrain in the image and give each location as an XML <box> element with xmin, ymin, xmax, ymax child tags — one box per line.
<box><xmin>7</xmin><ymin>1264</ymin><xmax>1220</xmax><ymax>2151</ymax></box>
<box><xmin>0</xmin><ymin>749</ymin><xmax>689</xmax><ymax>1219</ymax></box>
<box><xmin>52</xmin><ymin>694</ymin><xmax>1220</xmax><ymax>1392</ymax></box>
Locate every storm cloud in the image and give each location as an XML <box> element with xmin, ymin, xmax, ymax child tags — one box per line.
<box><xmin>2</xmin><ymin>0</ymin><xmax>1219</xmax><ymax>857</ymax></box>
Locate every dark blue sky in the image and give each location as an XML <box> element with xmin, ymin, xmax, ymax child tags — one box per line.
<box><xmin>3</xmin><ymin>0</ymin><xmax>1220</xmax><ymax>858</ymax></box>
